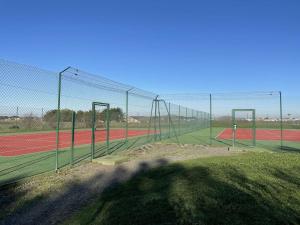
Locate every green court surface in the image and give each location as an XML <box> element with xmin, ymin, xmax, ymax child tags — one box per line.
<box><xmin>164</xmin><ymin>128</ymin><xmax>300</xmax><ymax>152</ymax></box>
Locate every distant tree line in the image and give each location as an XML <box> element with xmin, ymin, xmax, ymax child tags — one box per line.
<box><xmin>43</xmin><ymin>108</ymin><xmax>124</xmax><ymax>128</ymax></box>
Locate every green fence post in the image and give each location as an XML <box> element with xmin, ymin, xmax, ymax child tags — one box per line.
<box><xmin>201</xmin><ymin>111</ymin><xmax>203</xmax><ymax>128</ymax></box>
<box><xmin>253</xmin><ymin>109</ymin><xmax>256</xmax><ymax>147</ymax></box>
<box><xmin>147</xmin><ymin>100</ymin><xmax>154</xmax><ymax>140</ymax></box>
<box><xmin>16</xmin><ymin>106</ymin><xmax>19</xmax><ymax>127</ymax></box>
<box><xmin>55</xmin><ymin>71</ymin><xmax>62</xmax><ymax>171</ymax></box>
<box><xmin>126</xmin><ymin>90</ymin><xmax>129</xmax><ymax>142</ymax></box>
<box><xmin>168</xmin><ymin>102</ymin><xmax>171</xmax><ymax>138</ymax></box>
<box><xmin>91</xmin><ymin>103</ymin><xmax>96</xmax><ymax>160</ymax></box>
<box><xmin>196</xmin><ymin>111</ymin><xmax>199</xmax><ymax>129</ymax></box>
<box><xmin>158</xmin><ymin>100</ymin><xmax>162</xmax><ymax>140</ymax></box>
<box><xmin>162</xmin><ymin>100</ymin><xmax>180</xmax><ymax>144</ymax></box>
<box><xmin>232</xmin><ymin>109</ymin><xmax>236</xmax><ymax>147</ymax></box>
<box><xmin>70</xmin><ymin>111</ymin><xmax>76</xmax><ymax>165</ymax></box>
<box><xmin>209</xmin><ymin>94</ymin><xmax>212</xmax><ymax>145</ymax></box>
<box><xmin>106</xmin><ymin>104</ymin><xmax>110</xmax><ymax>152</ymax></box>
<box><xmin>178</xmin><ymin>105</ymin><xmax>181</xmax><ymax>136</ymax></box>
<box><xmin>154</xmin><ymin>99</ymin><xmax>158</xmax><ymax>141</ymax></box>
<box><xmin>191</xmin><ymin>109</ymin><xmax>193</xmax><ymax>131</ymax></box>
<box><xmin>279</xmin><ymin>91</ymin><xmax>283</xmax><ymax>149</ymax></box>
<box><xmin>56</xmin><ymin>66</ymin><xmax>70</xmax><ymax>171</ymax></box>
<box><xmin>186</xmin><ymin>107</ymin><xmax>188</xmax><ymax>133</ymax></box>
<box><xmin>126</xmin><ymin>88</ymin><xmax>133</xmax><ymax>142</ymax></box>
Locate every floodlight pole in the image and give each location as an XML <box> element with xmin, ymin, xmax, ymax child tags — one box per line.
<box><xmin>55</xmin><ymin>66</ymin><xmax>71</xmax><ymax>172</ymax></box>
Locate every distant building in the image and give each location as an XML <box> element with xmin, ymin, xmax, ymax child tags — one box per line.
<box><xmin>128</xmin><ymin>117</ymin><xmax>141</xmax><ymax>123</ymax></box>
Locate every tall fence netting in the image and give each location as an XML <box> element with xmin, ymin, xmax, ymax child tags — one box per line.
<box><xmin>1</xmin><ymin>59</ymin><xmax>299</xmax><ymax>185</ymax></box>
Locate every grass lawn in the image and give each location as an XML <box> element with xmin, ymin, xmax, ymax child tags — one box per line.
<box><xmin>62</xmin><ymin>151</ymin><xmax>300</xmax><ymax>225</ymax></box>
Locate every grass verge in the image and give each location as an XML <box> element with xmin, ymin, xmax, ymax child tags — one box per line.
<box><xmin>63</xmin><ymin>151</ymin><xmax>300</xmax><ymax>225</ymax></box>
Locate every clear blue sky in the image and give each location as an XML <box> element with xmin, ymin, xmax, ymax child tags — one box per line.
<box><xmin>1</xmin><ymin>0</ymin><xmax>299</xmax><ymax>96</ymax></box>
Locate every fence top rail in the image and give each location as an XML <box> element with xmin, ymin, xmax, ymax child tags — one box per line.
<box><xmin>1</xmin><ymin>58</ymin><xmax>209</xmax><ymax>112</ymax></box>
<box><xmin>62</xmin><ymin>67</ymin><xmax>157</xmax><ymax>99</ymax></box>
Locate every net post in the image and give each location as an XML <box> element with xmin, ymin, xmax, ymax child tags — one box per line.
<box><xmin>279</xmin><ymin>91</ymin><xmax>283</xmax><ymax>149</ymax></box>
<box><xmin>70</xmin><ymin>111</ymin><xmax>76</xmax><ymax>165</ymax></box>
<box><xmin>209</xmin><ymin>94</ymin><xmax>212</xmax><ymax>145</ymax></box>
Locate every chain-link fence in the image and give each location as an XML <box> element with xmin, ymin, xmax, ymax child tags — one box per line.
<box><xmin>2</xmin><ymin>59</ymin><xmax>298</xmax><ymax>185</ymax></box>
<box><xmin>163</xmin><ymin>92</ymin><xmax>300</xmax><ymax>150</ymax></box>
<box><xmin>0</xmin><ymin>59</ymin><xmax>209</xmax><ymax>185</ymax></box>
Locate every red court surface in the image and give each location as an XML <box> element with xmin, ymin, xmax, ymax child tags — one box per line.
<box><xmin>217</xmin><ymin>128</ymin><xmax>300</xmax><ymax>142</ymax></box>
<box><xmin>0</xmin><ymin>129</ymin><xmax>153</xmax><ymax>157</ymax></box>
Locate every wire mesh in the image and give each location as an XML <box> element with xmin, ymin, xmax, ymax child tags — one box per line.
<box><xmin>162</xmin><ymin>92</ymin><xmax>300</xmax><ymax>150</ymax></box>
<box><xmin>0</xmin><ymin>59</ymin><xmax>59</xmax><ymax>185</ymax></box>
<box><xmin>0</xmin><ymin>59</ymin><xmax>208</xmax><ymax>185</ymax></box>
<box><xmin>1</xmin><ymin>59</ymin><xmax>299</xmax><ymax>185</ymax></box>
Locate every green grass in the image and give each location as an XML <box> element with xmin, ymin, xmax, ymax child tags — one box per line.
<box><xmin>62</xmin><ymin>151</ymin><xmax>300</xmax><ymax>225</ymax></box>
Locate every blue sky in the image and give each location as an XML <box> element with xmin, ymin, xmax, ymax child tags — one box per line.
<box><xmin>0</xmin><ymin>0</ymin><xmax>299</xmax><ymax>97</ymax></box>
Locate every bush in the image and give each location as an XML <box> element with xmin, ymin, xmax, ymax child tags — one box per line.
<box><xmin>9</xmin><ymin>125</ymin><xmax>20</xmax><ymax>129</ymax></box>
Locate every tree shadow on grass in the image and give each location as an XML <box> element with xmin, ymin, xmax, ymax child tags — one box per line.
<box><xmin>279</xmin><ymin>145</ymin><xmax>300</xmax><ymax>153</ymax></box>
<box><xmin>1</xmin><ymin>157</ymin><xmax>300</xmax><ymax>225</ymax></box>
<box><xmin>258</xmin><ymin>144</ymin><xmax>300</xmax><ymax>153</ymax></box>
<box><xmin>80</xmin><ymin>163</ymin><xmax>300</xmax><ymax>225</ymax></box>
<box><xmin>0</xmin><ymin>158</ymin><xmax>169</xmax><ymax>225</ymax></box>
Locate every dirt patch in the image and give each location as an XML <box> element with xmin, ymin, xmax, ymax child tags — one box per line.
<box><xmin>0</xmin><ymin>144</ymin><xmax>238</xmax><ymax>225</ymax></box>
<box><xmin>121</xmin><ymin>143</ymin><xmax>234</xmax><ymax>163</ymax></box>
